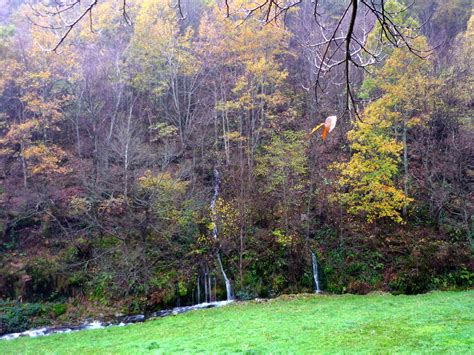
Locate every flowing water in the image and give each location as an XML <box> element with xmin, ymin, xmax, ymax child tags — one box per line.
<box><xmin>0</xmin><ymin>301</ymin><xmax>233</xmax><ymax>341</ymax></box>
<box><xmin>311</xmin><ymin>251</ymin><xmax>321</xmax><ymax>293</ymax></box>
<box><xmin>210</xmin><ymin>167</ymin><xmax>233</xmax><ymax>301</ymax></box>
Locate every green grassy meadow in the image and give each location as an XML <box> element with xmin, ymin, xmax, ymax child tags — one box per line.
<box><xmin>1</xmin><ymin>291</ymin><xmax>472</xmax><ymax>354</ymax></box>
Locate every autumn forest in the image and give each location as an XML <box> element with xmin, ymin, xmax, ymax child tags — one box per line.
<box><xmin>0</xmin><ymin>0</ymin><xmax>472</xmax><ymax>333</ymax></box>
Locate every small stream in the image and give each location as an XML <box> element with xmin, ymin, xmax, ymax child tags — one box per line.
<box><xmin>311</xmin><ymin>251</ymin><xmax>322</xmax><ymax>293</ymax></box>
<box><xmin>210</xmin><ymin>167</ymin><xmax>233</xmax><ymax>301</ymax></box>
<box><xmin>0</xmin><ymin>300</ymin><xmax>233</xmax><ymax>341</ymax></box>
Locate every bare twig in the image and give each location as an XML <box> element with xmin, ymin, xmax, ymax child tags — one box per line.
<box><xmin>31</xmin><ymin>0</ymin><xmax>429</xmax><ymax>118</ymax></box>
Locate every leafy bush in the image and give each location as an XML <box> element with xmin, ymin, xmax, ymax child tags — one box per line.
<box><xmin>235</xmin><ymin>287</ymin><xmax>258</xmax><ymax>301</ymax></box>
<box><xmin>0</xmin><ymin>301</ymin><xmax>68</xmax><ymax>335</ymax></box>
<box><xmin>51</xmin><ymin>303</ymin><xmax>67</xmax><ymax>317</ymax></box>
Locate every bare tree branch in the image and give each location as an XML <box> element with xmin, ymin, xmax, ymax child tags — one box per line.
<box><xmin>29</xmin><ymin>0</ymin><xmax>430</xmax><ymax>117</ymax></box>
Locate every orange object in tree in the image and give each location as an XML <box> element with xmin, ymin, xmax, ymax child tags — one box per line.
<box><xmin>307</xmin><ymin>115</ymin><xmax>338</xmax><ymax>141</ymax></box>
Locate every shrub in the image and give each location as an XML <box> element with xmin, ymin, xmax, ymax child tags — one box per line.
<box><xmin>0</xmin><ymin>301</ymin><xmax>68</xmax><ymax>335</ymax></box>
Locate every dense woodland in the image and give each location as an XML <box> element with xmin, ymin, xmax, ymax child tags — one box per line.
<box><xmin>0</xmin><ymin>0</ymin><xmax>472</xmax><ymax>322</ymax></box>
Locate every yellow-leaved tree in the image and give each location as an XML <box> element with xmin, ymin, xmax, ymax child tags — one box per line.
<box><xmin>0</xmin><ymin>15</ymin><xmax>76</xmax><ymax>187</ymax></box>
<box><xmin>198</xmin><ymin>1</ymin><xmax>291</xmax><ymax>164</ymax></box>
<box><xmin>127</xmin><ymin>0</ymin><xmax>198</xmax><ymax>146</ymax></box>
<box><xmin>333</xmin><ymin>37</ymin><xmax>432</xmax><ymax>223</ymax></box>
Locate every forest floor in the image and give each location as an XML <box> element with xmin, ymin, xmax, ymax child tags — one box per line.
<box><xmin>1</xmin><ymin>290</ymin><xmax>472</xmax><ymax>354</ymax></box>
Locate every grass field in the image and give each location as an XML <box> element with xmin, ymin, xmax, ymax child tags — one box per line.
<box><xmin>1</xmin><ymin>291</ymin><xmax>472</xmax><ymax>354</ymax></box>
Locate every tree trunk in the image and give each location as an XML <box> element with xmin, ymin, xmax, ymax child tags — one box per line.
<box><xmin>20</xmin><ymin>143</ymin><xmax>27</xmax><ymax>188</ymax></box>
<box><xmin>403</xmin><ymin>122</ymin><xmax>408</xmax><ymax>217</ymax></box>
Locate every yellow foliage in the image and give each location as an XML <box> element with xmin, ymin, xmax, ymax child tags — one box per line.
<box><xmin>69</xmin><ymin>197</ymin><xmax>92</xmax><ymax>216</ymax></box>
<box><xmin>199</xmin><ymin>3</ymin><xmax>290</xmax><ymax>119</ymax></box>
<box><xmin>138</xmin><ymin>170</ymin><xmax>188</xmax><ymax>194</ymax></box>
<box><xmin>129</xmin><ymin>0</ymin><xmax>197</xmax><ymax>93</ymax></box>
<box><xmin>332</xmin><ymin>108</ymin><xmax>411</xmax><ymax>223</ymax></box>
<box><xmin>23</xmin><ymin>144</ymin><xmax>71</xmax><ymax>176</ymax></box>
<box><xmin>224</xmin><ymin>131</ymin><xmax>246</xmax><ymax>142</ymax></box>
<box><xmin>333</xmin><ymin>40</ymin><xmax>433</xmax><ymax>223</ymax></box>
